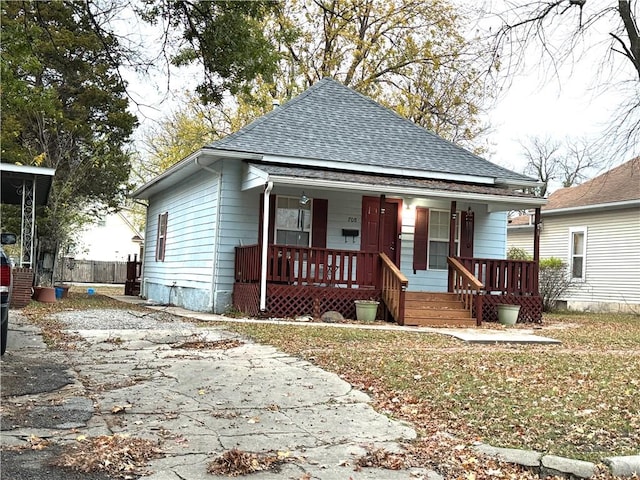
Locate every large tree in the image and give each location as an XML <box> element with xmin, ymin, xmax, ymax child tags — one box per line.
<box><xmin>141</xmin><ymin>0</ymin><xmax>492</xmax><ymax>175</ymax></box>
<box><xmin>1</xmin><ymin>1</ymin><xmax>138</xmax><ymax>275</ymax></box>
<box><xmin>489</xmin><ymin>0</ymin><xmax>639</xmax><ymax>161</ymax></box>
<box><xmin>259</xmin><ymin>0</ymin><xmax>491</xmax><ymax>148</ymax></box>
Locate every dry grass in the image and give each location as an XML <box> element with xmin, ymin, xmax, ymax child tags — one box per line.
<box><xmin>20</xmin><ymin>293</ymin><xmax>639</xmax><ymax>477</ymax></box>
<box><xmin>224</xmin><ymin>313</ymin><xmax>640</xmax><ymax>465</ymax></box>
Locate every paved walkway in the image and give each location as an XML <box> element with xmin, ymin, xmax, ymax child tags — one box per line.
<box><xmin>112</xmin><ymin>296</ymin><xmax>562</xmax><ymax>345</ymax></box>
<box><xmin>1</xmin><ymin>312</ymin><xmax>439</xmax><ymax>479</ymax></box>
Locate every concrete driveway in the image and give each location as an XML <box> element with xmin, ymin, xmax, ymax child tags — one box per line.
<box><xmin>1</xmin><ymin>310</ymin><xmax>440</xmax><ymax>479</ymax></box>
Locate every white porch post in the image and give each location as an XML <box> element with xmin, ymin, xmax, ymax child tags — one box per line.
<box><xmin>259</xmin><ymin>181</ymin><xmax>273</xmax><ymax>311</ymax></box>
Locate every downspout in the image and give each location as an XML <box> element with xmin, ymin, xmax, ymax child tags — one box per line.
<box><xmin>260</xmin><ymin>181</ymin><xmax>273</xmax><ymax>311</ymax></box>
<box><xmin>195</xmin><ymin>157</ymin><xmax>222</xmax><ymax>312</ymax></box>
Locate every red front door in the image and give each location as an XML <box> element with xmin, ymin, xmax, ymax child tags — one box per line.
<box><xmin>361</xmin><ymin>196</ymin><xmax>402</xmax><ymax>267</ymax></box>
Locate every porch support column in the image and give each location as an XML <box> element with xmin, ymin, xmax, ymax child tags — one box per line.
<box><xmin>533</xmin><ymin>207</ymin><xmax>541</xmax><ymax>263</ymax></box>
<box><xmin>19</xmin><ymin>177</ymin><xmax>36</xmax><ymax>268</ymax></box>
<box><xmin>447</xmin><ymin>200</ymin><xmax>457</xmax><ymax>292</ymax></box>
<box><xmin>377</xmin><ymin>194</ymin><xmax>386</xmax><ymax>252</ymax></box>
<box><xmin>259</xmin><ymin>181</ymin><xmax>273</xmax><ymax>311</ymax></box>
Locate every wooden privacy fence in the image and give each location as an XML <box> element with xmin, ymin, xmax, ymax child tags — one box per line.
<box><xmin>58</xmin><ymin>260</ymin><xmax>127</xmax><ymax>284</ymax></box>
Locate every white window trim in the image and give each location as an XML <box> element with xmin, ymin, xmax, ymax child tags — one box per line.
<box><xmin>274</xmin><ymin>195</ymin><xmax>313</xmax><ymax>247</ymax></box>
<box><xmin>427</xmin><ymin>209</ymin><xmax>460</xmax><ymax>271</ymax></box>
<box><xmin>568</xmin><ymin>226</ymin><xmax>587</xmax><ymax>281</ymax></box>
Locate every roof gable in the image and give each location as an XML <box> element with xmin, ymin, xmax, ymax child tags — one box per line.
<box><xmin>544</xmin><ymin>157</ymin><xmax>640</xmax><ymax>211</ymax></box>
<box><xmin>209</xmin><ymin>78</ymin><xmax>532</xmax><ymax>183</ymax></box>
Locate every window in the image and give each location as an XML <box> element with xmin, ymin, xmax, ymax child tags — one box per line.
<box><xmin>569</xmin><ymin>227</ymin><xmax>586</xmax><ymax>280</ymax></box>
<box><xmin>155</xmin><ymin>212</ymin><xmax>168</xmax><ymax>261</ymax></box>
<box><xmin>428</xmin><ymin>210</ymin><xmax>459</xmax><ymax>270</ymax></box>
<box><xmin>275</xmin><ymin>196</ymin><xmax>312</xmax><ymax>246</ymax></box>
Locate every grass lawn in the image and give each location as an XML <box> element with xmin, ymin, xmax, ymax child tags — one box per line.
<box><xmin>21</xmin><ymin>294</ymin><xmax>639</xmax><ymax>477</ymax></box>
<box><xmin>222</xmin><ymin>313</ymin><xmax>640</xmax><ymax>464</ymax></box>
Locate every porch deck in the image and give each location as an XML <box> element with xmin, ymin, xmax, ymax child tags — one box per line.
<box><xmin>233</xmin><ymin>244</ymin><xmax>542</xmax><ymax>325</ymax></box>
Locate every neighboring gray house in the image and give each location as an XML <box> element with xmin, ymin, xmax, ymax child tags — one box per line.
<box><xmin>133</xmin><ymin>78</ymin><xmax>546</xmax><ymax>325</ymax></box>
<box><xmin>508</xmin><ymin>157</ymin><xmax>640</xmax><ymax>313</ymax></box>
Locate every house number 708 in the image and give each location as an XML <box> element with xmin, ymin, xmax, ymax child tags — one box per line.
<box><xmin>348</xmin><ymin>217</ymin><xmax>358</xmax><ymax>222</ymax></box>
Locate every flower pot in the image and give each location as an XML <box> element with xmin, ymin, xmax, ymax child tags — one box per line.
<box><xmin>35</xmin><ymin>287</ymin><xmax>57</xmax><ymax>303</ymax></box>
<box><xmin>497</xmin><ymin>304</ymin><xmax>520</xmax><ymax>326</ymax></box>
<box><xmin>354</xmin><ymin>300</ymin><xmax>379</xmax><ymax>322</ymax></box>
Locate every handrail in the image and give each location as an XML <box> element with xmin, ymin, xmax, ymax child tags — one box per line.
<box><xmin>457</xmin><ymin>257</ymin><xmax>539</xmax><ymax>295</ymax></box>
<box><xmin>448</xmin><ymin>256</ymin><xmax>484</xmax><ymax>324</ymax></box>
<box><xmin>234</xmin><ymin>244</ymin><xmax>380</xmax><ymax>288</ymax></box>
<box><xmin>379</xmin><ymin>253</ymin><xmax>408</xmax><ymax>325</ymax></box>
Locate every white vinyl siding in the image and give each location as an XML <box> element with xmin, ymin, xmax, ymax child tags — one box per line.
<box><xmin>143</xmin><ymin>169</ymin><xmax>218</xmax><ymax>309</ymax></box>
<box><xmin>537</xmin><ymin>208</ymin><xmax>640</xmax><ymax>309</ymax></box>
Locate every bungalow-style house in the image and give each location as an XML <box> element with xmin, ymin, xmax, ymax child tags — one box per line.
<box><xmin>508</xmin><ymin>157</ymin><xmax>640</xmax><ymax>313</ymax></box>
<box><xmin>132</xmin><ymin>78</ymin><xmax>547</xmax><ymax>326</ymax></box>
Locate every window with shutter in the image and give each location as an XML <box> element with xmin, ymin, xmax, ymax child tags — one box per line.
<box><xmin>155</xmin><ymin>212</ymin><xmax>168</xmax><ymax>261</ymax></box>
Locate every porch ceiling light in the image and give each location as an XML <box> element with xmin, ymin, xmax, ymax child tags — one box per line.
<box><xmin>299</xmin><ymin>192</ymin><xmax>310</xmax><ymax>205</ymax></box>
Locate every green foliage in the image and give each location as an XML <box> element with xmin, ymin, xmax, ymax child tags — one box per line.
<box><xmin>1</xmin><ymin>1</ymin><xmax>137</xmax><ymax>262</ymax></box>
<box><xmin>506</xmin><ymin>247</ymin><xmax>532</xmax><ymax>261</ymax></box>
<box><xmin>138</xmin><ymin>0</ymin><xmax>280</xmax><ymax>105</ymax></box>
<box><xmin>539</xmin><ymin>257</ymin><xmax>571</xmax><ymax>312</ymax></box>
<box><xmin>140</xmin><ymin>0</ymin><xmax>493</xmax><ymax>176</ymax></box>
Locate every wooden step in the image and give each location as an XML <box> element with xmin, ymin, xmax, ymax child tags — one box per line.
<box><xmin>403</xmin><ymin>316</ymin><xmax>478</xmax><ymax>327</ymax></box>
<box><xmin>401</xmin><ymin>291</ymin><xmax>478</xmax><ymax>327</ymax></box>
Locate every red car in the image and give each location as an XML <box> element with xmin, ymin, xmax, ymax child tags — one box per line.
<box><xmin>1</xmin><ymin>232</ymin><xmax>17</xmax><ymax>355</ymax></box>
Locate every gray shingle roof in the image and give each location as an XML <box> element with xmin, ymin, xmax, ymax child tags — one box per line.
<box><xmin>209</xmin><ymin>78</ymin><xmax>533</xmax><ymax>182</ymax></box>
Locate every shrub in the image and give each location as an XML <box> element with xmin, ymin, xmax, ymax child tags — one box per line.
<box><xmin>539</xmin><ymin>257</ymin><xmax>571</xmax><ymax>312</ymax></box>
<box><xmin>507</xmin><ymin>247</ymin><xmax>533</xmax><ymax>261</ymax></box>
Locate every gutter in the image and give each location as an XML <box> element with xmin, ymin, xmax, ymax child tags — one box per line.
<box><xmin>260</xmin><ymin>181</ymin><xmax>273</xmax><ymax>311</ymax></box>
<box><xmin>542</xmin><ymin>199</ymin><xmax>640</xmax><ymax>216</ymax></box>
<box><xmin>269</xmin><ymin>175</ymin><xmax>547</xmax><ymax>208</ymax></box>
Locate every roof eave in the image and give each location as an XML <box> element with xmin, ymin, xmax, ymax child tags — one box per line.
<box><xmin>267</xmin><ymin>173</ymin><xmax>547</xmax><ymax>208</ymax></box>
<box><xmin>131</xmin><ymin>149</ymin><xmax>264</xmax><ymax>199</ymax></box>
<box><xmin>543</xmin><ymin>199</ymin><xmax>640</xmax><ymax>216</ymax></box>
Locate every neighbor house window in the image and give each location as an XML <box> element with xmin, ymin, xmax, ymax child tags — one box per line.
<box><xmin>275</xmin><ymin>196</ymin><xmax>312</xmax><ymax>246</ymax></box>
<box><xmin>569</xmin><ymin>227</ymin><xmax>586</xmax><ymax>280</ymax></box>
<box><xmin>155</xmin><ymin>212</ymin><xmax>168</xmax><ymax>261</ymax></box>
<box><xmin>428</xmin><ymin>210</ymin><xmax>459</xmax><ymax>270</ymax></box>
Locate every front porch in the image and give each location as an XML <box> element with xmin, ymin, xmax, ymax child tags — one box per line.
<box><xmin>233</xmin><ymin>244</ymin><xmax>542</xmax><ymax>326</ymax></box>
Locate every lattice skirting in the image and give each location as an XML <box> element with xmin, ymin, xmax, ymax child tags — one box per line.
<box><xmin>233</xmin><ymin>283</ymin><xmax>382</xmax><ymax>320</ymax></box>
<box><xmin>477</xmin><ymin>294</ymin><xmax>543</xmax><ymax>324</ymax></box>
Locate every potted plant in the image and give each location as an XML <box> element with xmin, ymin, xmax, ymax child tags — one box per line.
<box><xmin>354</xmin><ymin>299</ymin><xmax>379</xmax><ymax>322</ymax></box>
<box><xmin>496</xmin><ymin>304</ymin><xmax>520</xmax><ymax>326</ymax></box>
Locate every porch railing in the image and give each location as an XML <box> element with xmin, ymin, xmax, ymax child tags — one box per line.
<box><xmin>457</xmin><ymin>257</ymin><xmax>539</xmax><ymax>295</ymax></box>
<box><xmin>380</xmin><ymin>253</ymin><xmax>408</xmax><ymax>325</ymax></box>
<box><xmin>235</xmin><ymin>244</ymin><xmax>380</xmax><ymax>288</ymax></box>
<box><xmin>448</xmin><ymin>257</ymin><xmax>484</xmax><ymax>324</ymax></box>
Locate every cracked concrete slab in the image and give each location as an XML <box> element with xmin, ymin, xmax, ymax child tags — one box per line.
<box><xmin>1</xmin><ymin>312</ymin><xmax>437</xmax><ymax>479</ymax></box>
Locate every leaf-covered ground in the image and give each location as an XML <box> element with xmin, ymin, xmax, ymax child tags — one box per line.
<box><xmin>223</xmin><ymin>313</ymin><xmax>640</xmax><ymax>465</ymax></box>
<box><xmin>19</xmin><ymin>292</ymin><xmax>639</xmax><ymax>477</ymax></box>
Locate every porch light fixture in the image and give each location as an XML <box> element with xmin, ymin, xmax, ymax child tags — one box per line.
<box><xmin>299</xmin><ymin>192</ymin><xmax>310</xmax><ymax>205</ymax></box>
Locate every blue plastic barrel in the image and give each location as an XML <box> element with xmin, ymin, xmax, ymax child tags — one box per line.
<box><xmin>55</xmin><ymin>287</ymin><xmax>64</xmax><ymax>299</ymax></box>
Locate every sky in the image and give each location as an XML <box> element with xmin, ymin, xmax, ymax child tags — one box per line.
<box><xmin>125</xmin><ymin>2</ymin><xmax>637</xmax><ymax>181</ymax></box>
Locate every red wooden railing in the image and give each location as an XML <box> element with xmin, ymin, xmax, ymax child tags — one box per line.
<box><xmin>380</xmin><ymin>253</ymin><xmax>408</xmax><ymax>325</ymax></box>
<box><xmin>448</xmin><ymin>257</ymin><xmax>484</xmax><ymax>324</ymax></box>
<box><xmin>456</xmin><ymin>257</ymin><xmax>539</xmax><ymax>295</ymax></box>
<box><xmin>235</xmin><ymin>244</ymin><xmax>380</xmax><ymax>288</ymax></box>
<box><xmin>125</xmin><ymin>254</ymin><xmax>142</xmax><ymax>296</ymax></box>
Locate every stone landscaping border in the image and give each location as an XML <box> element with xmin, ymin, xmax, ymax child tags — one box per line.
<box><xmin>474</xmin><ymin>443</ymin><xmax>640</xmax><ymax>479</ymax></box>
